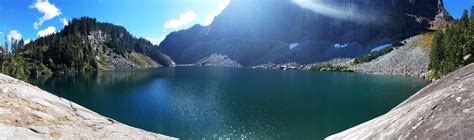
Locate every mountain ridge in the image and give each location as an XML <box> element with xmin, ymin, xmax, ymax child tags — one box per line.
<box><xmin>0</xmin><ymin>17</ymin><xmax>175</xmax><ymax>80</ymax></box>
<box><xmin>159</xmin><ymin>0</ymin><xmax>447</xmax><ymax>66</ymax></box>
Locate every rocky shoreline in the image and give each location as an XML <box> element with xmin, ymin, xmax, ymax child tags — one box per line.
<box><xmin>252</xmin><ymin>62</ymin><xmax>306</xmax><ymax>71</ymax></box>
<box><xmin>251</xmin><ymin>35</ymin><xmax>431</xmax><ymax>79</ymax></box>
<box><xmin>0</xmin><ymin>74</ymin><xmax>174</xmax><ymax>139</ymax></box>
<box><xmin>251</xmin><ymin>58</ymin><xmax>354</xmax><ymax>71</ymax></box>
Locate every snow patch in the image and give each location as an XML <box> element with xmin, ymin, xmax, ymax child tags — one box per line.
<box><xmin>371</xmin><ymin>44</ymin><xmax>392</xmax><ymax>53</ymax></box>
<box><xmin>289</xmin><ymin>43</ymin><xmax>299</xmax><ymax>50</ymax></box>
<box><xmin>334</xmin><ymin>43</ymin><xmax>348</xmax><ymax>48</ymax></box>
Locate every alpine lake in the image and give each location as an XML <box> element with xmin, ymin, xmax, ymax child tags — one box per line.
<box><xmin>30</xmin><ymin>67</ymin><xmax>429</xmax><ymax>139</ymax></box>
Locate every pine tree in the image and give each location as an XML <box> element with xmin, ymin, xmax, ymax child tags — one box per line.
<box><xmin>460</xmin><ymin>9</ymin><xmax>469</xmax><ymax>28</ymax></box>
<box><xmin>18</xmin><ymin>39</ymin><xmax>24</xmax><ymax>52</ymax></box>
<box><xmin>0</xmin><ymin>45</ymin><xmax>4</xmax><ymax>59</ymax></box>
<box><xmin>4</xmin><ymin>37</ymin><xmax>9</xmax><ymax>55</ymax></box>
<box><xmin>470</xmin><ymin>6</ymin><xmax>474</xmax><ymax>31</ymax></box>
<box><xmin>429</xmin><ymin>31</ymin><xmax>444</xmax><ymax>71</ymax></box>
<box><xmin>471</xmin><ymin>6</ymin><xmax>474</xmax><ymax>22</ymax></box>
<box><xmin>11</xmin><ymin>38</ymin><xmax>18</xmax><ymax>54</ymax></box>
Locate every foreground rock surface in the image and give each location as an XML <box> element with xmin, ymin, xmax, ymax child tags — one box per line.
<box><xmin>327</xmin><ymin>63</ymin><xmax>474</xmax><ymax>139</ymax></box>
<box><xmin>0</xmin><ymin>74</ymin><xmax>174</xmax><ymax>139</ymax></box>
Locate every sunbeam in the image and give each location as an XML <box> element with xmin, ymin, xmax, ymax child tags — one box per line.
<box><xmin>291</xmin><ymin>0</ymin><xmax>371</xmax><ymax>23</ymax></box>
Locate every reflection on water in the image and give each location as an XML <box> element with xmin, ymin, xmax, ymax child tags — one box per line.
<box><xmin>33</xmin><ymin>69</ymin><xmax>161</xmax><ymax>93</ymax></box>
<box><xmin>30</xmin><ymin>67</ymin><xmax>429</xmax><ymax>139</ymax></box>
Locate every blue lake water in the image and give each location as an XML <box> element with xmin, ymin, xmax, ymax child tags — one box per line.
<box><xmin>31</xmin><ymin>67</ymin><xmax>429</xmax><ymax>139</ymax></box>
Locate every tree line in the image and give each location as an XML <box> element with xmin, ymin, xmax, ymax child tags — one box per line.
<box><xmin>429</xmin><ymin>8</ymin><xmax>474</xmax><ymax>78</ymax></box>
<box><xmin>0</xmin><ymin>17</ymin><xmax>172</xmax><ymax>80</ymax></box>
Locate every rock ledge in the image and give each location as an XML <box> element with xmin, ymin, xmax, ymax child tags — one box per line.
<box><xmin>327</xmin><ymin>63</ymin><xmax>474</xmax><ymax>139</ymax></box>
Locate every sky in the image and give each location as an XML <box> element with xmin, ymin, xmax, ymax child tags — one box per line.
<box><xmin>0</xmin><ymin>0</ymin><xmax>472</xmax><ymax>45</ymax></box>
<box><xmin>0</xmin><ymin>0</ymin><xmax>230</xmax><ymax>45</ymax></box>
<box><xmin>446</xmin><ymin>0</ymin><xmax>474</xmax><ymax>18</ymax></box>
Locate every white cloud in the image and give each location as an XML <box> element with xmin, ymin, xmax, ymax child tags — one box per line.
<box><xmin>7</xmin><ymin>30</ymin><xmax>22</xmax><ymax>42</ymax></box>
<box><xmin>146</xmin><ymin>35</ymin><xmax>167</xmax><ymax>45</ymax></box>
<box><xmin>31</xmin><ymin>0</ymin><xmax>62</xmax><ymax>29</ymax></box>
<box><xmin>163</xmin><ymin>10</ymin><xmax>198</xmax><ymax>29</ymax></box>
<box><xmin>24</xmin><ymin>40</ymin><xmax>32</xmax><ymax>44</ymax></box>
<box><xmin>203</xmin><ymin>0</ymin><xmax>230</xmax><ymax>26</ymax></box>
<box><xmin>37</xmin><ymin>26</ymin><xmax>56</xmax><ymax>37</ymax></box>
<box><xmin>61</xmin><ymin>18</ymin><xmax>69</xmax><ymax>26</ymax></box>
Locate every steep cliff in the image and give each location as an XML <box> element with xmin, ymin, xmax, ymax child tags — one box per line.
<box><xmin>159</xmin><ymin>0</ymin><xmax>447</xmax><ymax>66</ymax></box>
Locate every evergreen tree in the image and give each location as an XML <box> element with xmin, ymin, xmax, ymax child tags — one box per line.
<box><xmin>470</xmin><ymin>6</ymin><xmax>474</xmax><ymax>31</ymax></box>
<box><xmin>429</xmin><ymin>8</ymin><xmax>474</xmax><ymax>78</ymax></box>
<box><xmin>460</xmin><ymin>10</ymin><xmax>470</xmax><ymax>28</ymax></box>
<box><xmin>469</xmin><ymin>6</ymin><xmax>474</xmax><ymax>33</ymax></box>
<box><xmin>3</xmin><ymin>37</ymin><xmax>8</xmax><ymax>55</ymax></box>
<box><xmin>0</xmin><ymin>45</ymin><xmax>4</xmax><ymax>59</ymax></box>
<box><xmin>11</xmin><ymin>38</ymin><xmax>18</xmax><ymax>54</ymax></box>
<box><xmin>18</xmin><ymin>39</ymin><xmax>24</xmax><ymax>52</ymax></box>
<box><xmin>429</xmin><ymin>31</ymin><xmax>444</xmax><ymax>71</ymax></box>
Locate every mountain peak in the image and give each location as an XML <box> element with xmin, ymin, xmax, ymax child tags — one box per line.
<box><xmin>159</xmin><ymin>0</ymin><xmax>446</xmax><ymax>65</ymax></box>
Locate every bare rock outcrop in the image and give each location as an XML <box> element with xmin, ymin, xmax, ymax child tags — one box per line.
<box><xmin>0</xmin><ymin>74</ymin><xmax>174</xmax><ymax>139</ymax></box>
<box><xmin>194</xmin><ymin>54</ymin><xmax>242</xmax><ymax>67</ymax></box>
<box><xmin>327</xmin><ymin>63</ymin><xmax>474</xmax><ymax>139</ymax></box>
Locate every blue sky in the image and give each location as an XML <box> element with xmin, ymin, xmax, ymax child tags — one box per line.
<box><xmin>0</xmin><ymin>0</ymin><xmax>230</xmax><ymax>44</ymax></box>
<box><xmin>444</xmin><ymin>0</ymin><xmax>474</xmax><ymax>19</ymax></box>
<box><xmin>0</xmin><ymin>0</ymin><xmax>472</xmax><ymax>45</ymax></box>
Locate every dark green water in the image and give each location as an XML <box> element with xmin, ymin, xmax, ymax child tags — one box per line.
<box><xmin>30</xmin><ymin>67</ymin><xmax>429</xmax><ymax>139</ymax></box>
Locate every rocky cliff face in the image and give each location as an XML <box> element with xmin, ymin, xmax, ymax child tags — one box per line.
<box><xmin>194</xmin><ymin>54</ymin><xmax>242</xmax><ymax>67</ymax></box>
<box><xmin>86</xmin><ymin>31</ymin><xmax>162</xmax><ymax>70</ymax></box>
<box><xmin>326</xmin><ymin>63</ymin><xmax>474</xmax><ymax>139</ymax></box>
<box><xmin>0</xmin><ymin>74</ymin><xmax>173</xmax><ymax>139</ymax></box>
<box><xmin>84</xmin><ymin>30</ymin><xmax>159</xmax><ymax>70</ymax></box>
<box><xmin>159</xmin><ymin>0</ymin><xmax>446</xmax><ymax>66</ymax></box>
